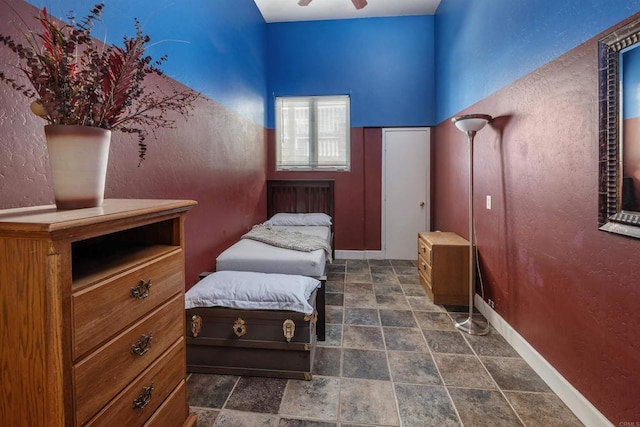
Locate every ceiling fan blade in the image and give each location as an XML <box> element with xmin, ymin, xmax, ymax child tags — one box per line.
<box><xmin>298</xmin><ymin>0</ymin><xmax>312</xmax><ymax>5</ymax></box>
<box><xmin>351</xmin><ymin>0</ymin><xmax>367</xmax><ymax>9</ymax></box>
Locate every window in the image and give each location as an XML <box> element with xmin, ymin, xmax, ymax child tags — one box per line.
<box><xmin>275</xmin><ymin>95</ymin><xmax>350</xmax><ymax>171</ymax></box>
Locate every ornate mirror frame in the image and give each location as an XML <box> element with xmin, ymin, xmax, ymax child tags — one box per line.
<box><xmin>598</xmin><ymin>15</ymin><xmax>640</xmax><ymax>239</ymax></box>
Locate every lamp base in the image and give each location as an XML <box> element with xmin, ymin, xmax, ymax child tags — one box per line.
<box><xmin>454</xmin><ymin>314</ymin><xmax>489</xmax><ymax>336</ymax></box>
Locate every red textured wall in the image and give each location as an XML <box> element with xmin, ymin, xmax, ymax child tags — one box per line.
<box><xmin>363</xmin><ymin>128</ymin><xmax>383</xmax><ymax>250</ymax></box>
<box><xmin>432</xmin><ymin>28</ymin><xmax>640</xmax><ymax>422</ymax></box>
<box><xmin>266</xmin><ymin>127</ymin><xmax>382</xmax><ymax>251</ymax></box>
<box><xmin>0</xmin><ymin>1</ymin><xmax>266</xmax><ymax>289</ymax></box>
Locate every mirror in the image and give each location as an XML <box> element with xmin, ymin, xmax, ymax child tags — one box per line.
<box><xmin>598</xmin><ymin>16</ymin><xmax>640</xmax><ymax>238</ymax></box>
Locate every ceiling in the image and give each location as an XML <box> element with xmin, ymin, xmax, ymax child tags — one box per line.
<box><xmin>253</xmin><ymin>0</ymin><xmax>441</xmax><ymax>23</ymax></box>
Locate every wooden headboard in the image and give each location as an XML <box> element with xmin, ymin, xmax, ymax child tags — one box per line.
<box><xmin>267</xmin><ymin>180</ymin><xmax>335</xmax><ymax>221</ymax></box>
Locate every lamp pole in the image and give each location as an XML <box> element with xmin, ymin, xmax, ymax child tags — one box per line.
<box><xmin>451</xmin><ymin>114</ymin><xmax>492</xmax><ymax>336</ymax></box>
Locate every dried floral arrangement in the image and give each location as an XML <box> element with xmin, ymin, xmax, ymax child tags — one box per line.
<box><xmin>0</xmin><ymin>3</ymin><xmax>199</xmax><ymax>163</ymax></box>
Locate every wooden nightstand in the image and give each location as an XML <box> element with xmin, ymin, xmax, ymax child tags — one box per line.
<box><xmin>0</xmin><ymin>199</ymin><xmax>197</xmax><ymax>426</ymax></box>
<box><xmin>417</xmin><ymin>231</ymin><xmax>470</xmax><ymax>305</ymax></box>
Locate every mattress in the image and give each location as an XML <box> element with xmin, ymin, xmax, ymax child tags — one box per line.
<box><xmin>215</xmin><ymin>225</ymin><xmax>331</xmax><ymax>277</ymax></box>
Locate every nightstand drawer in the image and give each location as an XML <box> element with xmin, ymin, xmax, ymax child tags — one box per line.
<box><xmin>84</xmin><ymin>339</ymin><xmax>186</xmax><ymax>427</ymax></box>
<box><xmin>417</xmin><ymin>237</ymin><xmax>432</xmax><ymax>266</ymax></box>
<box><xmin>72</xmin><ymin>250</ymin><xmax>184</xmax><ymax>360</ymax></box>
<box><xmin>419</xmin><ymin>269</ymin><xmax>434</xmax><ymax>300</ymax></box>
<box><xmin>74</xmin><ymin>295</ymin><xmax>184</xmax><ymax>425</ymax></box>
<box><xmin>418</xmin><ymin>255</ymin><xmax>431</xmax><ymax>280</ymax></box>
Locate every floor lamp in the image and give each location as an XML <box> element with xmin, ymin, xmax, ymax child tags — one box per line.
<box><xmin>451</xmin><ymin>113</ymin><xmax>492</xmax><ymax>336</ymax></box>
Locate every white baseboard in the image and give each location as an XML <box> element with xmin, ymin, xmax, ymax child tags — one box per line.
<box><xmin>334</xmin><ymin>250</ymin><xmax>366</xmax><ymax>259</ymax></box>
<box><xmin>474</xmin><ymin>296</ymin><xmax>613</xmax><ymax>427</ymax></box>
<box><xmin>334</xmin><ymin>250</ymin><xmax>385</xmax><ymax>260</ymax></box>
<box><xmin>365</xmin><ymin>250</ymin><xmax>385</xmax><ymax>259</ymax></box>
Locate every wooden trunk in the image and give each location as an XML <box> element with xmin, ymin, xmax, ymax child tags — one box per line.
<box><xmin>185</xmin><ymin>290</ymin><xmax>318</xmax><ymax>380</ymax></box>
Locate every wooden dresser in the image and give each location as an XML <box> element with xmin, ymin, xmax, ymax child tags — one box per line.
<box><xmin>417</xmin><ymin>231</ymin><xmax>470</xmax><ymax>305</ymax></box>
<box><xmin>0</xmin><ymin>199</ymin><xmax>197</xmax><ymax>427</ymax></box>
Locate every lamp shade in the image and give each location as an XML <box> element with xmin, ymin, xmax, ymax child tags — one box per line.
<box><xmin>452</xmin><ymin>114</ymin><xmax>492</xmax><ymax>133</ymax></box>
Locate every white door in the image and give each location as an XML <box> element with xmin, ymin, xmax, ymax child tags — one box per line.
<box><xmin>382</xmin><ymin>127</ymin><xmax>430</xmax><ymax>260</ymax></box>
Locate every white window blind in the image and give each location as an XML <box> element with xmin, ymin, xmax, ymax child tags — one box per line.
<box><xmin>275</xmin><ymin>95</ymin><xmax>350</xmax><ymax>170</ymax></box>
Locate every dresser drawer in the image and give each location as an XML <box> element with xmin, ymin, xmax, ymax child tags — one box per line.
<box><xmin>143</xmin><ymin>381</ymin><xmax>191</xmax><ymax>427</ymax></box>
<box><xmin>417</xmin><ymin>237</ymin><xmax>432</xmax><ymax>266</ymax></box>
<box><xmin>72</xmin><ymin>250</ymin><xmax>184</xmax><ymax>359</ymax></box>
<box><xmin>74</xmin><ymin>295</ymin><xmax>184</xmax><ymax>425</ymax></box>
<box><xmin>84</xmin><ymin>338</ymin><xmax>186</xmax><ymax>427</ymax></box>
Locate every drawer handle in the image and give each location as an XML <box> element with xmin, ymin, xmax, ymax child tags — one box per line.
<box><xmin>130</xmin><ymin>279</ymin><xmax>152</xmax><ymax>300</ymax></box>
<box><xmin>131</xmin><ymin>333</ymin><xmax>153</xmax><ymax>356</ymax></box>
<box><xmin>133</xmin><ymin>384</ymin><xmax>154</xmax><ymax>409</ymax></box>
<box><xmin>233</xmin><ymin>317</ymin><xmax>247</xmax><ymax>337</ymax></box>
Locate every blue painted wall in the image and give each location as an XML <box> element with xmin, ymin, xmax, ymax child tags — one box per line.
<box><xmin>435</xmin><ymin>0</ymin><xmax>640</xmax><ymax>122</ymax></box>
<box><xmin>266</xmin><ymin>15</ymin><xmax>435</xmax><ymax>129</ymax></box>
<box><xmin>26</xmin><ymin>0</ymin><xmax>268</xmax><ymax>126</ymax></box>
<box><xmin>30</xmin><ymin>0</ymin><xmax>640</xmax><ymax>132</ymax></box>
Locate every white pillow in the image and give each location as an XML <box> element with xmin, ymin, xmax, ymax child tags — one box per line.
<box><xmin>264</xmin><ymin>212</ymin><xmax>332</xmax><ymax>227</ymax></box>
<box><xmin>185</xmin><ymin>270</ymin><xmax>320</xmax><ymax>314</ymax></box>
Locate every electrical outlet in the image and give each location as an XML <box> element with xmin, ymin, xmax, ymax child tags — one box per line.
<box><xmin>486</xmin><ymin>195</ymin><xmax>492</xmax><ymax>210</ymax></box>
<box><xmin>487</xmin><ymin>299</ymin><xmax>495</xmax><ymax>309</ymax></box>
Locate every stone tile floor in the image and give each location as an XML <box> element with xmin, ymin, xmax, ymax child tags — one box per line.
<box><xmin>186</xmin><ymin>259</ymin><xmax>583</xmax><ymax>426</ymax></box>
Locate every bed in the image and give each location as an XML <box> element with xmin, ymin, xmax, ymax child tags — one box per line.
<box><xmin>185</xmin><ymin>180</ymin><xmax>335</xmax><ymax>379</ymax></box>
<box><xmin>217</xmin><ymin>179</ymin><xmax>335</xmax><ymax>271</ymax></box>
<box><xmin>215</xmin><ymin>179</ymin><xmax>334</xmax><ymax>340</ymax></box>
<box><xmin>215</xmin><ymin>224</ymin><xmax>331</xmax><ymax>277</ymax></box>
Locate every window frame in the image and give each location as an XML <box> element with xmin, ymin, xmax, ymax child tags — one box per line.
<box><xmin>275</xmin><ymin>95</ymin><xmax>351</xmax><ymax>171</ymax></box>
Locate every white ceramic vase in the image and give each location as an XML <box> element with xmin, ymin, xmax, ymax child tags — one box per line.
<box><xmin>44</xmin><ymin>125</ymin><xmax>111</xmax><ymax>210</ymax></box>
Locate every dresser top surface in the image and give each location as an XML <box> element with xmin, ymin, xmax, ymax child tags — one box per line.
<box><xmin>0</xmin><ymin>199</ymin><xmax>196</xmax><ymax>233</ymax></box>
<box><xmin>419</xmin><ymin>231</ymin><xmax>469</xmax><ymax>246</ymax></box>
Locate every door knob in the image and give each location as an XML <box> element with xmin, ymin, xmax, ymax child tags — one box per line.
<box><xmin>420</xmin><ymin>202</ymin><xmax>425</xmax><ymax>207</ymax></box>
